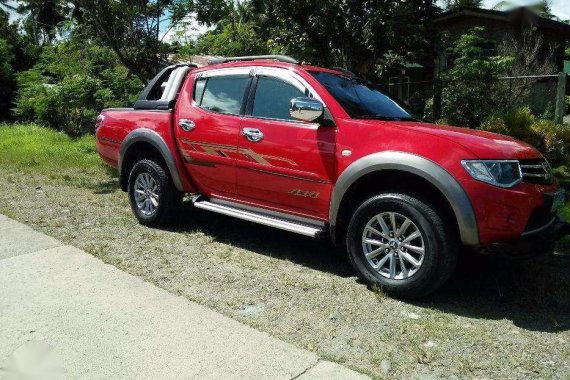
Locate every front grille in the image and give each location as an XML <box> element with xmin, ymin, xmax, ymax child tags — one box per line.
<box><xmin>520</xmin><ymin>159</ymin><xmax>554</xmax><ymax>185</ymax></box>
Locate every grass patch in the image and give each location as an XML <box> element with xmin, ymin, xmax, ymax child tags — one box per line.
<box><xmin>0</xmin><ymin>123</ymin><xmax>113</xmax><ymax>188</ymax></box>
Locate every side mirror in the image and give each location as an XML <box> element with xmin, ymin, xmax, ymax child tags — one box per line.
<box><xmin>290</xmin><ymin>97</ymin><xmax>324</xmax><ymax>122</ymax></box>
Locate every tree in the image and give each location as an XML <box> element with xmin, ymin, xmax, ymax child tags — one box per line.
<box><xmin>0</xmin><ymin>9</ymin><xmax>38</xmax><ymax>120</ymax></box>
<box><xmin>439</xmin><ymin>27</ymin><xmax>512</xmax><ymax>128</ymax></box>
<box><xmin>216</xmin><ymin>0</ymin><xmax>440</xmax><ymax>77</ymax></box>
<box><xmin>444</xmin><ymin>0</ymin><xmax>483</xmax><ymax>10</ymax></box>
<box><xmin>71</xmin><ymin>0</ymin><xmax>190</xmax><ymax>83</ymax></box>
<box><xmin>14</xmin><ymin>0</ymin><xmax>69</xmax><ymax>45</ymax></box>
<box><xmin>14</xmin><ymin>35</ymin><xmax>142</xmax><ymax>134</ymax></box>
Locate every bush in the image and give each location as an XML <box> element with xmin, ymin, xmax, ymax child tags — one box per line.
<box><xmin>14</xmin><ymin>37</ymin><xmax>142</xmax><ymax>135</ymax></box>
<box><xmin>481</xmin><ymin>108</ymin><xmax>570</xmax><ymax>166</ymax></box>
<box><xmin>480</xmin><ymin>115</ymin><xmax>509</xmax><ymax>135</ymax></box>
<box><xmin>529</xmin><ymin>120</ymin><xmax>570</xmax><ymax>166</ymax></box>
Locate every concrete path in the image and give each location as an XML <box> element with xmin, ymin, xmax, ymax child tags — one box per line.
<box><xmin>0</xmin><ymin>215</ymin><xmax>370</xmax><ymax>380</ymax></box>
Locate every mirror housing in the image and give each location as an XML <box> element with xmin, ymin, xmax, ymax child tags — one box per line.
<box><xmin>290</xmin><ymin>97</ymin><xmax>324</xmax><ymax>122</ymax></box>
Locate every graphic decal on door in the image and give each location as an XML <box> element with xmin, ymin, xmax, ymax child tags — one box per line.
<box><xmin>180</xmin><ymin>138</ymin><xmax>298</xmax><ymax>167</ymax></box>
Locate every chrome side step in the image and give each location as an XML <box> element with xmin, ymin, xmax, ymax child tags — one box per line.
<box><xmin>192</xmin><ymin>198</ymin><xmax>327</xmax><ymax>238</ymax></box>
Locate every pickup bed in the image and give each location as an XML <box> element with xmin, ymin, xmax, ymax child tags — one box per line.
<box><xmin>96</xmin><ymin>55</ymin><xmax>568</xmax><ymax>298</ymax></box>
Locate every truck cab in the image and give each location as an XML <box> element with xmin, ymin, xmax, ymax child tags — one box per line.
<box><xmin>96</xmin><ymin>55</ymin><xmax>567</xmax><ymax>298</ymax></box>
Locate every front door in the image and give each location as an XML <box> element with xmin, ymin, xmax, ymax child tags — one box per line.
<box><xmin>174</xmin><ymin>69</ymin><xmax>252</xmax><ymax>196</ymax></box>
<box><xmin>236</xmin><ymin>69</ymin><xmax>336</xmax><ymax>220</ymax></box>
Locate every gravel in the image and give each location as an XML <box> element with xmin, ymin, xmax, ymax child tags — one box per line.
<box><xmin>1</xmin><ymin>168</ymin><xmax>569</xmax><ymax>379</ymax></box>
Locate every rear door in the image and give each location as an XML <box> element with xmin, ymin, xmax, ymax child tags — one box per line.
<box><xmin>235</xmin><ymin>68</ymin><xmax>336</xmax><ymax>220</ymax></box>
<box><xmin>174</xmin><ymin>68</ymin><xmax>252</xmax><ymax>196</ymax></box>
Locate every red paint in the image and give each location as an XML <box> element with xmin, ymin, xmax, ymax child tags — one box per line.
<box><xmin>96</xmin><ymin>60</ymin><xmax>562</xmax><ymax>246</ymax></box>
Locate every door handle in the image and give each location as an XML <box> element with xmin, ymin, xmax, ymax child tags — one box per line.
<box><xmin>242</xmin><ymin>128</ymin><xmax>263</xmax><ymax>142</ymax></box>
<box><xmin>179</xmin><ymin>119</ymin><xmax>195</xmax><ymax>131</ymax></box>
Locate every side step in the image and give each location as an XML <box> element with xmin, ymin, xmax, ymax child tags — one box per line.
<box><xmin>192</xmin><ymin>198</ymin><xmax>327</xmax><ymax>238</ymax></box>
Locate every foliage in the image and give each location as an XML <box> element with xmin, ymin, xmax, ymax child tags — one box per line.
<box><xmin>481</xmin><ymin>107</ymin><xmax>570</xmax><ymax>166</ymax></box>
<box><xmin>444</xmin><ymin>0</ymin><xmax>483</xmax><ymax>10</ymax></box>
<box><xmin>14</xmin><ymin>37</ymin><xmax>142</xmax><ymax>135</ymax></box>
<box><xmin>193</xmin><ymin>0</ymin><xmax>440</xmax><ymax>77</ymax></box>
<box><xmin>439</xmin><ymin>27</ymin><xmax>512</xmax><ymax>128</ymax></box>
<box><xmin>72</xmin><ymin>0</ymin><xmax>189</xmax><ymax>83</ymax></box>
<box><xmin>178</xmin><ymin>22</ymin><xmax>268</xmax><ymax>58</ymax></box>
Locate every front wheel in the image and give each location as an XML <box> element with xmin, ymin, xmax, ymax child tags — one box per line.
<box><xmin>346</xmin><ymin>193</ymin><xmax>458</xmax><ymax>299</ymax></box>
<box><xmin>127</xmin><ymin>159</ymin><xmax>182</xmax><ymax>226</ymax></box>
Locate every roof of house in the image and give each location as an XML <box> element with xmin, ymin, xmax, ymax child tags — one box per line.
<box><xmin>435</xmin><ymin>6</ymin><xmax>570</xmax><ymax>35</ymax></box>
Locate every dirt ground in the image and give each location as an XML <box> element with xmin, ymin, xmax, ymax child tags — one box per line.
<box><xmin>1</xmin><ymin>168</ymin><xmax>569</xmax><ymax>379</ymax></box>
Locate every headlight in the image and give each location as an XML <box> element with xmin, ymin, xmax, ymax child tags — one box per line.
<box><xmin>461</xmin><ymin>160</ymin><xmax>522</xmax><ymax>188</ymax></box>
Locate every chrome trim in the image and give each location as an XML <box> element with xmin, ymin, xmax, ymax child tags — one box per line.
<box><xmin>210</xmin><ymin>198</ymin><xmax>326</xmax><ymax>227</ymax></box>
<box><xmin>290</xmin><ymin>97</ymin><xmax>324</xmax><ymax>122</ymax></box>
<box><xmin>242</xmin><ymin>127</ymin><xmax>264</xmax><ymax>142</ymax></box>
<box><xmin>119</xmin><ymin>129</ymin><xmax>184</xmax><ymax>192</ymax></box>
<box><xmin>330</xmin><ymin>151</ymin><xmax>480</xmax><ymax>246</ymax></box>
<box><xmin>239</xmin><ymin>114</ymin><xmax>320</xmax><ymax>130</ymax></box>
<box><xmin>178</xmin><ymin>119</ymin><xmax>196</xmax><ymax>131</ymax></box>
<box><xmin>193</xmin><ymin>198</ymin><xmax>326</xmax><ymax>237</ymax></box>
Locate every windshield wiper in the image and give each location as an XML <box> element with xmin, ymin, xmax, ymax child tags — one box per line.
<box><xmin>353</xmin><ymin>114</ymin><xmax>417</xmax><ymax>122</ymax></box>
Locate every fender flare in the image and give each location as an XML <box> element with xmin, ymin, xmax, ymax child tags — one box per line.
<box><xmin>329</xmin><ymin>151</ymin><xmax>479</xmax><ymax>246</ymax></box>
<box><xmin>119</xmin><ymin>128</ymin><xmax>184</xmax><ymax>192</ymax></box>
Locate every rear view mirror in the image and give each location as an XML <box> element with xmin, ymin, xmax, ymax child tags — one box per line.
<box><xmin>290</xmin><ymin>97</ymin><xmax>324</xmax><ymax>122</ymax></box>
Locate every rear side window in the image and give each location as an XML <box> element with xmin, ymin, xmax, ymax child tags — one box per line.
<box><xmin>252</xmin><ymin>76</ymin><xmax>305</xmax><ymax>121</ymax></box>
<box><xmin>194</xmin><ymin>75</ymin><xmax>250</xmax><ymax>115</ymax></box>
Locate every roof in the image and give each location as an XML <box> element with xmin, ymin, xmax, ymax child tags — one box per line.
<box><xmin>435</xmin><ymin>6</ymin><xmax>570</xmax><ymax>35</ymax></box>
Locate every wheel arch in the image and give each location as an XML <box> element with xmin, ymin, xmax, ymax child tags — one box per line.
<box><xmin>330</xmin><ymin>151</ymin><xmax>479</xmax><ymax>246</ymax></box>
<box><xmin>119</xmin><ymin>129</ymin><xmax>184</xmax><ymax>192</ymax></box>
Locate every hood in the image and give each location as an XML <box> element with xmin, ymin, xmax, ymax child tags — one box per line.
<box><xmin>387</xmin><ymin>121</ymin><xmax>541</xmax><ymax>160</ymax></box>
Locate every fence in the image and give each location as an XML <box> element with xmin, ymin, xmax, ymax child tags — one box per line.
<box><xmin>378</xmin><ymin>73</ymin><xmax>568</xmax><ymax>124</ymax></box>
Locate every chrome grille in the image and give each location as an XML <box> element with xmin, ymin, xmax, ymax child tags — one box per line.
<box><xmin>520</xmin><ymin>159</ymin><xmax>554</xmax><ymax>185</ymax></box>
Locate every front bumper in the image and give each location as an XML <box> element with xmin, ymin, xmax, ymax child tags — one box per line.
<box><xmin>488</xmin><ymin>217</ymin><xmax>570</xmax><ymax>256</ymax></box>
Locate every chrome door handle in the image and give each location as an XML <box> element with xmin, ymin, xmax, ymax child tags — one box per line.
<box><xmin>242</xmin><ymin>128</ymin><xmax>263</xmax><ymax>142</ymax></box>
<box><xmin>179</xmin><ymin>119</ymin><xmax>195</xmax><ymax>131</ymax></box>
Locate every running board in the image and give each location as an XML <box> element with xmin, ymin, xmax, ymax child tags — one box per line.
<box><xmin>192</xmin><ymin>198</ymin><xmax>327</xmax><ymax>238</ymax></box>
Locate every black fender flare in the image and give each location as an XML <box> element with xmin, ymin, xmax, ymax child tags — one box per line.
<box><xmin>119</xmin><ymin>128</ymin><xmax>184</xmax><ymax>192</ymax></box>
<box><xmin>329</xmin><ymin>151</ymin><xmax>479</xmax><ymax>246</ymax></box>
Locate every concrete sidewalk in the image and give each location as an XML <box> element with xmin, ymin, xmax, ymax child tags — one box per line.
<box><xmin>0</xmin><ymin>215</ymin><xmax>370</xmax><ymax>380</ymax></box>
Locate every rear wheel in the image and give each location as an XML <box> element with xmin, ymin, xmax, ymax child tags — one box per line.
<box><xmin>346</xmin><ymin>193</ymin><xmax>458</xmax><ymax>299</ymax></box>
<box><xmin>128</xmin><ymin>159</ymin><xmax>182</xmax><ymax>226</ymax></box>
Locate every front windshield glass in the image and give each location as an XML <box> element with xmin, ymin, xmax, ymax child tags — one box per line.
<box><xmin>311</xmin><ymin>71</ymin><xmax>413</xmax><ymax>121</ymax></box>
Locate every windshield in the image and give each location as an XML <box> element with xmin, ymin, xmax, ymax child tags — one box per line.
<box><xmin>311</xmin><ymin>72</ymin><xmax>413</xmax><ymax>121</ymax></box>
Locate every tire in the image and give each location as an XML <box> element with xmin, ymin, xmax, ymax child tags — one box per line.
<box><xmin>127</xmin><ymin>159</ymin><xmax>182</xmax><ymax>226</ymax></box>
<box><xmin>346</xmin><ymin>193</ymin><xmax>458</xmax><ymax>299</ymax></box>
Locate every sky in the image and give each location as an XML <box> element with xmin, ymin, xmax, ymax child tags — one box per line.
<box><xmin>2</xmin><ymin>0</ymin><xmax>570</xmax><ymax>36</ymax></box>
<box><xmin>485</xmin><ymin>0</ymin><xmax>570</xmax><ymax>19</ymax></box>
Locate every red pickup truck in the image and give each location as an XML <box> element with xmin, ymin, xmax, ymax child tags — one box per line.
<box><xmin>96</xmin><ymin>55</ymin><xmax>567</xmax><ymax>298</ymax></box>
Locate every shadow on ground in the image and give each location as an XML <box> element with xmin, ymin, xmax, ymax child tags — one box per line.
<box><xmin>165</xmin><ymin>201</ymin><xmax>569</xmax><ymax>333</ymax></box>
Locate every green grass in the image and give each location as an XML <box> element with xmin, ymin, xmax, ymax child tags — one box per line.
<box><xmin>0</xmin><ymin>123</ymin><xmax>112</xmax><ymax>188</ymax></box>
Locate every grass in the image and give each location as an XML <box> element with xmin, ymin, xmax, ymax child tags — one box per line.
<box><xmin>0</xmin><ymin>123</ymin><xmax>111</xmax><ymax>188</ymax></box>
<box><xmin>0</xmin><ymin>123</ymin><xmax>569</xmax><ymax>379</ymax></box>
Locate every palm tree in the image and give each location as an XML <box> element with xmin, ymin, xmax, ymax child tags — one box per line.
<box><xmin>15</xmin><ymin>0</ymin><xmax>67</xmax><ymax>44</ymax></box>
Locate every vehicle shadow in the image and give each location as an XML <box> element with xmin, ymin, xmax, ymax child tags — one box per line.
<box><xmin>168</xmin><ymin>202</ymin><xmax>569</xmax><ymax>333</ymax></box>
<box><xmin>167</xmin><ymin>202</ymin><xmax>355</xmax><ymax>278</ymax></box>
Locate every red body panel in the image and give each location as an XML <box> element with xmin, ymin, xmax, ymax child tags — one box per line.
<box><xmin>95</xmin><ymin>109</ymin><xmax>196</xmax><ymax>192</ymax></box>
<box><xmin>95</xmin><ymin>60</ymin><xmax>562</xmax><ymax>246</ymax></box>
